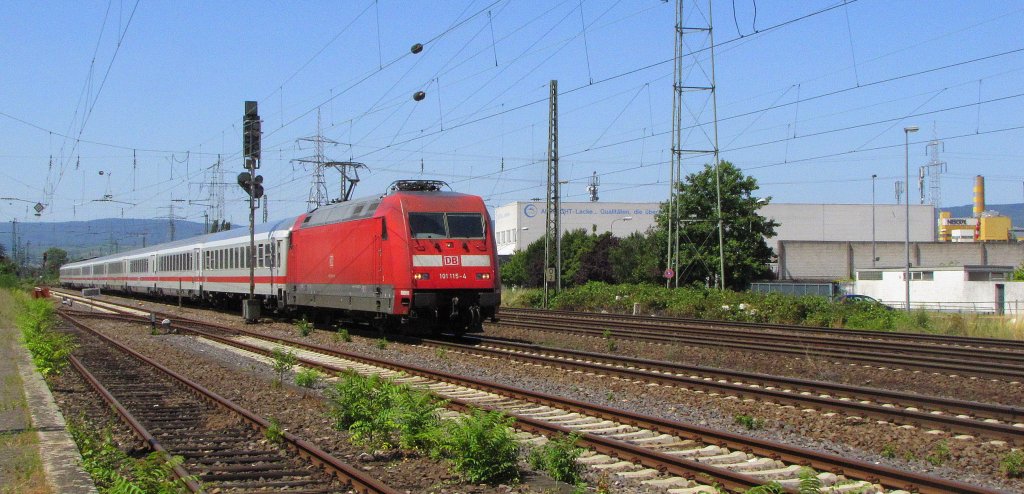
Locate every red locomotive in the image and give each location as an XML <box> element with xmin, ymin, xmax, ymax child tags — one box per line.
<box><xmin>60</xmin><ymin>180</ymin><xmax>500</xmax><ymax>333</ymax></box>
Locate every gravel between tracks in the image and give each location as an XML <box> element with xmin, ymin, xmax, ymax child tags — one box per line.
<box><xmin>82</xmin><ymin>295</ymin><xmax>1024</xmax><ymax>492</ymax></box>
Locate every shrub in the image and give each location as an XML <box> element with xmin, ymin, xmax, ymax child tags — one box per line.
<box><xmin>394</xmin><ymin>387</ymin><xmax>445</xmax><ymax>451</ymax></box>
<box><xmin>796</xmin><ymin>467</ymin><xmax>822</xmax><ymax>494</ymax></box>
<box><xmin>744</xmin><ymin>482</ymin><xmax>785</xmax><ymax>494</ymax></box>
<box><xmin>431</xmin><ymin>409</ymin><xmax>520</xmax><ymax>484</ymax></box>
<box><xmin>265</xmin><ymin>417</ymin><xmax>284</xmax><ymax>444</ymax></box>
<box><xmin>336</xmin><ymin>328</ymin><xmax>352</xmax><ymax>342</ymax></box>
<box><xmin>880</xmin><ymin>443</ymin><xmax>897</xmax><ymax>459</ymax></box>
<box><xmin>295</xmin><ymin>317</ymin><xmax>313</xmax><ymax>336</ymax></box>
<box><xmin>1002</xmin><ymin>450</ymin><xmax>1024</xmax><ymax>478</ymax></box>
<box><xmin>270</xmin><ymin>346</ymin><xmax>298</xmax><ymax>386</ymax></box>
<box><xmin>17</xmin><ymin>296</ymin><xmax>75</xmax><ymax>377</ymax></box>
<box><xmin>326</xmin><ymin>372</ymin><xmax>401</xmax><ymax>450</ymax></box>
<box><xmin>527</xmin><ymin>433</ymin><xmax>583</xmax><ymax>484</ymax></box>
<box><xmin>294</xmin><ymin>368</ymin><xmax>323</xmax><ymax>388</ymax></box>
<box><xmin>376</xmin><ymin>338</ymin><xmax>389</xmax><ymax>350</ymax></box>
<box><xmin>68</xmin><ymin>418</ymin><xmax>193</xmax><ymax>493</ymax></box>
<box><xmin>325</xmin><ymin>371</ymin><xmax>446</xmax><ymax>452</ymax></box>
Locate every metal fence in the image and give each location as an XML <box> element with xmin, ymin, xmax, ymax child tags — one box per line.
<box><xmin>749</xmin><ymin>282</ymin><xmax>839</xmax><ymax>298</ymax></box>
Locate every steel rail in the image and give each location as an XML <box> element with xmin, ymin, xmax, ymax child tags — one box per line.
<box><xmin>67</xmin><ymin>354</ymin><xmax>203</xmax><ymax>492</ymax></box>
<box><xmin>504</xmin><ymin>307</ymin><xmax>1024</xmax><ymax>352</ymax></box>
<box><xmin>500</xmin><ymin>310</ymin><xmax>1024</xmax><ymax>365</ymax></box>
<box><xmin>420</xmin><ymin>336</ymin><xmax>1024</xmax><ymax>443</ymax></box>
<box><xmin>59</xmin><ymin>311</ymin><xmax>403</xmax><ymax>494</ymax></box>
<box><xmin>496</xmin><ymin>315</ymin><xmax>1024</xmax><ymax>380</ymax></box>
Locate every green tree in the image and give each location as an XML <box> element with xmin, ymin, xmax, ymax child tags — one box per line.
<box><xmin>571</xmin><ymin>232</ymin><xmax>618</xmax><ymax>286</ymax></box>
<box><xmin>609</xmin><ymin>230</ymin><xmax>664</xmax><ymax>284</ymax></box>
<box><xmin>1012</xmin><ymin>261</ymin><xmax>1024</xmax><ymax>281</ymax></box>
<box><xmin>559</xmin><ymin>229</ymin><xmax>596</xmax><ymax>287</ymax></box>
<box><xmin>500</xmin><ymin>236</ymin><xmax>545</xmax><ymax>287</ymax></box>
<box><xmin>657</xmin><ymin>161</ymin><xmax>777</xmax><ymax>290</ymax></box>
<box><xmin>42</xmin><ymin>247</ymin><xmax>68</xmax><ymax>276</ymax></box>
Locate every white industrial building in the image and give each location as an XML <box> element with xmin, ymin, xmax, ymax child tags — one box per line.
<box><xmin>854</xmin><ymin>265</ymin><xmax>1023</xmax><ymax>314</ymax></box>
<box><xmin>493</xmin><ymin>201</ymin><xmax>936</xmax><ymax>256</ymax></box>
<box><xmin>494</xmin><ymin>201</ymin><xmax>659</xmax><ymax>256</ymax></box>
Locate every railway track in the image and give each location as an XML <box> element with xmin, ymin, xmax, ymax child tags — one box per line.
<box><xmin>502</xmin><ymin>307</ymin><xmax>1024</xmax><ymax>353</ymax></box>
<box><xmin>415</xmin><ymin>335</ymin><xmax>1024</xmax><ymax>444</ymax></box>
<box><xmin>57</xmin><ymin>310</ymin><xmax>400</xmax><ymax>494</ymax></box>
<box><xmin>497</xmin><ymin>308</ymin><xmax>1024</xmax><ymax>382</ymax></box>
<box><xmin>57</xmin><ymin>296</ymin><xmax>1006</xmax><ymax>493</ymax></box>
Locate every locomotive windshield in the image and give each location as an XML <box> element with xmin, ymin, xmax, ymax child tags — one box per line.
<box><xmin>409</xmin><ymin>212</ymin><xmax>484</xmax><ymax>239</ymax></box>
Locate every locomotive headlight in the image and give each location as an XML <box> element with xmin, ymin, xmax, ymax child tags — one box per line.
<box><xmin>414</xmin><ymin>273</ymin><xmax>430</xmax><ymax>280</ymax></box>
<box><xmin>476</xmin><ymin>273</ymin><xmax>491</xmax><ymax>280</ymax></box>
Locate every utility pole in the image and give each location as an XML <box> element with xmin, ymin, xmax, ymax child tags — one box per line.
<box><xmin>919</xmin><ymin>129</ymin><xmax>947</xmax><ymax>208</ymax></box>
<box><xmin>10</xmin><ymin>219</ymin><xmax>17</xmax><ymax>269</ymax></box>
<box><xmin>543</xmin><ymin>80</ymin><xmax>559</xmax><ymax>309</ymax></box>
<box><xmin>293</xmin><ymin>109</ymin><xmax>337</xmax><ymax>209</ymax></box>
<box><xmin>168</xmin><ymin>202</ymin><xmax>176</xmax><ymax>241</ymax></box>
<box><xmin>667</xmin><ymin>0</ymin><xmax>723</xmax><ymax>289</ymax></box>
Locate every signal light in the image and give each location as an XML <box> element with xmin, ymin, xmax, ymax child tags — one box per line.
<box><xmin>243</xmin><ymin>101</ymin><xmax>261</xmax><ymax>164</ymax></box>
<box><xmin>476</xmin><ymin>273</ymin><xmax>491</xmax><ymax>280</ymax></box>
<box><xmin>237</xmin><ymin>172</ymin><xmax>265</xmax><ymax>199</ymax></box>
<box><xmin>413</xmin><ymin>273</ymin><xmax>430</xmax><ymax>280</ymax></box>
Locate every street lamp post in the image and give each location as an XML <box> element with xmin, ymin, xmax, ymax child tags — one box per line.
<box><xmin>610</xmin><ymin>216</ymin><xmax>633</xmax><ymax>235</ymax></box>
<box><xmin>903</xmin><ymin>126</ymin><xmax>919</xmax><ymax>312</ymax></box>
<box><xmin>871</xmin><ymin>174</ymin><xmax>877</xmax><ymax>268</ymax></box>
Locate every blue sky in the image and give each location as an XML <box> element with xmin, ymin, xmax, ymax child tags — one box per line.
<box><xmin>2</xmin><ymin>0</ymin><xmax>1022</xmax><ymax>225</ymax></box>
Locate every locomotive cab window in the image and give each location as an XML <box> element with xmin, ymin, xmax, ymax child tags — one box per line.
<box><xmin>409</xmin><ymin>212</ymin><xmax>484</xmax><ymax>239</ymax></box>
<box><xmin>447</xmin><ymin>213</ymin><xmax>484</xmax><ymax>238</ymax></box>
<box><xmin>409</xmin><ymin>213</ymin><xmax>446</xmax><ymax>238</ymax></box>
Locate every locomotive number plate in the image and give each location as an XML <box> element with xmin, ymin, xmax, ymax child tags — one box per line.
<box><xmin>439</xmin><ymin>272</ymin><xmax>468</xmax><ymax>280</ymax></box>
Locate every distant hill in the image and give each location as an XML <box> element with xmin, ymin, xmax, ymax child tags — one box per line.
<box><xmin>0</xmin><ymin>218</ymin><xmax>210</xmax><ymax>264</ymax></box>
<box><xmin>942</xmin><ymin>203</ymin><xmax>1024</xmax><ymax>228</ymax></box>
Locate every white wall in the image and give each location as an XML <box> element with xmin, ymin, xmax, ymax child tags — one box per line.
<box><xmin>856</xmin><ymin>269</ymin><xmax>1024</xmax><ymax>313</ymax></box>
<box><xmin>494</xmin><ymin>201</ymin><xmax>659</xmax><ymax>255</ymax></box>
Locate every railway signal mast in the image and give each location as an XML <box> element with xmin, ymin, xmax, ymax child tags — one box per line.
<box><xmin>240</xmin><ymin>101</ymin><xmax>263</xmax><ymax>322</ymax></box>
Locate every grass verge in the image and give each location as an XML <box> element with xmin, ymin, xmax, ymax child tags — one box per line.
<box><xmin>0</xmin><ymin>289</ymin><xmax>48</xmax><ymax>493</ymax></box>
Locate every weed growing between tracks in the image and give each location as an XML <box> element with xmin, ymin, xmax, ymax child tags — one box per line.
<box><xmin>294</xmin><ymin>368</ymin><xmax>323</xmax><ymax>388</ymax></box>
<box><xmin>325</xmin><ymin>371</ymin><xmax>523</xmax><ymax>484</ymax></box>
<box><xmin>734</xmin><ymin>414</ymin><xmax>765</xmax><ymax>430</ymax></box>
<box><xmin>432</xmin><ymin>409</ymin><xmax>520</xmax><ymax>484</ymax></box>
<box><xmin>527</xmin><ymin>432</ymin><xmax>584</xmax><ymax>484</ymax></box>
<box><xmin>743</xmin><ymin>467</ymin><xmax>821</xmax><ymax>494</ymax></box>
<box><xmin>295</xmin><ymin>317</ymin><xmax>313</xmax><ymax>337</ymax></box>
<box><xmin>926</xmin><ymin>440</ymin><xmax>952</xmax><ymax>466</ymax></box>
<box><xmin>265</xmin><ymin>417</ymin><xmax>284</xmax><ymax>445</ymax></box>
<box><xmin>16</xmin><ymin>294</ymin><xmax>74</xmax><ymax>377</ymax></box>
<box><xmin>1003</xmin><ymin>450</ymin><xmax>1024</xmax><ymax>478</ymax></box>
<box><xmin>67</xmin><ymin>417</ymin><xmax>196</xmax><ymax>493</ymax></box>
<box><xmin>269</xmin><ymin>346</ymin><xmax>297</xmax><ymax>387</ymax></box>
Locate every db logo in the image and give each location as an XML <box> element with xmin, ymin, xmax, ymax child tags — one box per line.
<box><xmin>443</xmin><ymin>256</ymin><xmax>460</xmax><ymax>266</ymax></box>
